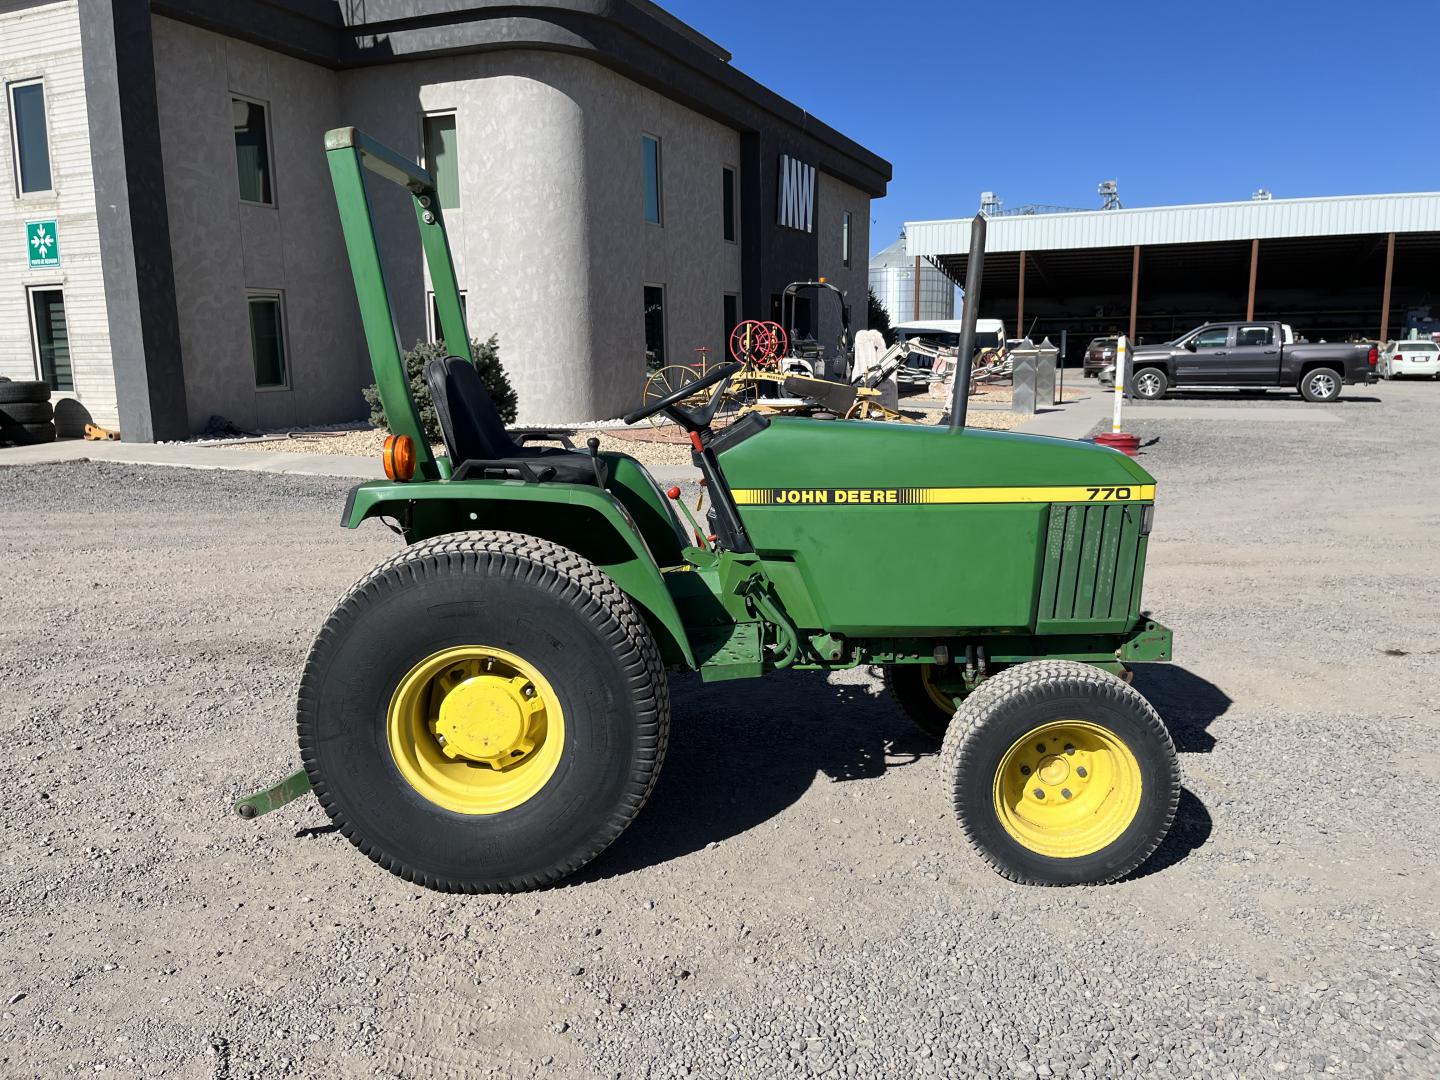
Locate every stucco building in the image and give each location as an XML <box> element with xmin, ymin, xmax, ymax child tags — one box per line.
<box><xmin>0</xmin><ymin>0</ymin><xmax>890</xmax><ymax>438</ymax></box>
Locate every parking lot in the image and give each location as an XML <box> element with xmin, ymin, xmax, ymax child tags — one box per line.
<box><xmin>1</xmin><ymin>380</ymin><xmax>1437</xmax><ymax>1079</ymax></box>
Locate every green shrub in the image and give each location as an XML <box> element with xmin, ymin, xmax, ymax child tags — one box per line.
<box><xmin>867</xmin><ymin>287</ymin><xmax>894</xmax><ymax>346</ymax></box>
<box><xmin>363</xmin><ymin>336</ymin><xmax>516</xmax><ymax>441</ymax></box>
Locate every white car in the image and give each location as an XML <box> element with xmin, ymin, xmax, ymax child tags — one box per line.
<box><xmin>1379</xmin><ymin>340</ymin><xmax>1440</xmax><ymax>379</ymax></box>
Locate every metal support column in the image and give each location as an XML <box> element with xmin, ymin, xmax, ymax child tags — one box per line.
<box><xmin>1016</xmin><ymin>250</ymin><xmax>1026</xmax><ymax>340</ymax></box>
<box><xmin>1379</xmin><ymin>232</ymin><xmax>1396</xmax><ymax>343</ymax></box>
<box><xmin>913</xmin><ymin>255</ymin><xmax>922</xmax><ymax>321</ymax></box>
<box><xmin>1128</xmin><ymin>245</ymin><xmax>1140</xmax><ymax>343</ymax></box>
<box><xmin>1246</xmin><ymin>239</ymin><xmax>1259</xmax><ymax>321</ymax></box>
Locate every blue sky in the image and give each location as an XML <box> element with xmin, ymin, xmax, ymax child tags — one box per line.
<box><xmin>659</xmin><ymin>0</ymin><xmax>1440</xmax><ymax>256</ymax></box>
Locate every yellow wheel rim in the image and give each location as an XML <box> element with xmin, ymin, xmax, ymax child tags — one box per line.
<box><xmin>387</xmin><ymin>646</ymin><xmax>564</xmax><ymax>815</ymax></box>
<box><xmin>992</xmin><ymin>721</ymin><xmax>1142</xmax><ymax>858</ymax></box>
<box><xmin>920</xmin><ymin>665</ymin><xmax>957</xmax><ymax>714</ymax></box>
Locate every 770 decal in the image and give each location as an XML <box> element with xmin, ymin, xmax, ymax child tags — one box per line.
<box><xmin>1085</xmin><ymin>486</ymin><xmax>1134</xmax><ymax>501</ymax></box>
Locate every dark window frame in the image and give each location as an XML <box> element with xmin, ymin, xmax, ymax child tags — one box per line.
<box><xmin>642</xmin><ymin>134</ymin><xmax>662</xmax><ymax>226</ymax></box>
<box><xmin>9</xmin><ymin>78</ymin><xmax>52</xmax><ymax>196</ymax></box>
<box><xmin>27</xmin><ymin>285</ymin><xmax>72</xmax><ymax>391</ymax></box>
<box><xmin>232</xmin><ymin>94</ymin><xmax>276</xmax><ymax>206</ymax></box>
<box><xmin>422</xmin><ymin>111</ymin><xmax>461</xmax><ymax>211</ymax></box>
<box><xmin>644</xmin><ymin>283</ymin><xmax>666</xmax><ymax>367</ymax></box>
<box><xmin>247</xmin><ymin>291</ymin><xmax>290</xmax><ymax>390</ymax></box>
<box><xmin>427</xmin><ymin>289</ymin><xmax>469</xmax><ymax>344</ymax></box>
<box><xmin>722</xmin><ymin>165</ymin><xmax>737</xmax><ymax>243</ymax></box>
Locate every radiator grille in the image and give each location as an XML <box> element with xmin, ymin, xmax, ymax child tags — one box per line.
<box><xmin>1036</xmin><ymin>502</ymin><xmax>1148</xmax><ymax>627</ymax></box>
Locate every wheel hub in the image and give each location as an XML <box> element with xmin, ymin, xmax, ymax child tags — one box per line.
<box><xmin>992</xmin><ymin>721</ymin><xmax>1142</xmax><ymax>858</ymax></box>
<box><xmin>434</xmin><ymin>672</ymin><xmax>539</xmax><ymax>767</ymax></box>
<box><xmin>1036</xmin><ymin>754</ymin><xmax>1071</xmax><ymax>786</ymax></box>
<box><xmin>386</xmin><ymin>646</ymin><xmax>564</xmax><ymax>815</ymax></box>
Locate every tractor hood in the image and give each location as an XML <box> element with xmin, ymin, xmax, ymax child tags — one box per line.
<box><xmin>713</xmin><ymin>417</ymin><xmax>1157</xmax><ymax>637</ymax></box>
<box><xmin>716</xmin><ymin>416</ymin><xmax>1154</xmax><ymax>492</ymax></box>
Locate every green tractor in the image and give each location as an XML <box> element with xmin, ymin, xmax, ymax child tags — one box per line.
<box><xmin>236</xmin><ymin>129</ymin><xmax>1180</xmax><ymax>892</ymax></box>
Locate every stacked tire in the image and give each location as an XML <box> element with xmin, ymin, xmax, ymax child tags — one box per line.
<box><xmin>0</xmin><ymin>379</ymin><xmax>56</xmax><ymax>445</ymax></box>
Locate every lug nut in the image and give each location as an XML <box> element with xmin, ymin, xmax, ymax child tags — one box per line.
<box><xmin>1033</xmin><ymin>789</ymin><xmax>1045</xmax><ymax>799</ymax></box>
<box><xmin>1020</xmin><ymin>765</ymin><xmax>1031</xmax><ymax>776</ymax></box>
<box><xmin>1061</xmin><ymin>788</ymin><xmax>1073</xmax><ymax>799</ymax></box>
<box><xmin>1065</xmin><ymin>744</ymin><xmax>1075</xmax><ymax>755</ymax></box>
<box><xmin>1036</xmin><ymin>743</ymin><xmax>1046</xmax><ymax>753</ymax></box>
<box><xmin>1076</xmin><ymin>766</ymin><xmax>1088</xmax><ymax>778</ymax></box>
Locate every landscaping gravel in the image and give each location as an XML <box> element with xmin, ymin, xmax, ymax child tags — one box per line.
<box><xmin>0</xmin><ymin>378</ymin><xmax>1436</xmax><ymax>1078</ymax></box>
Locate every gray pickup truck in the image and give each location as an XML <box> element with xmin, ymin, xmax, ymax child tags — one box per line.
<box><xmin>1126</xmin><ymin>321</ymin><xmax>1378</xmax><ymax>402</ymax></box>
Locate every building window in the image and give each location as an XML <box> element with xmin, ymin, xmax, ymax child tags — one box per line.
<box><xmin>642</xmin><ymin>135</ymin><xmax>662</xmax><ymax>225</ymax></box>
<box><xmin>9</xmin><ymin>79</ymin><xmax>51</xmax><ymax>195</ymax></box>
<box><xmin>428</xmin><ymin>290</ymin><xmax>469</xmax><ymax>344</ymax></box>
<box><xmin>644</xmin><ymin>284</ymin><xmax>666</xmax><ymax>367</ymax></box>
<box><xmin>232</xmin><ymin>97</ymin><xmax>273</xmax><ymax>205</ymax></box>
<box><xmin>723</xmin><ymin>293</ymin><xmax>739</xmax><ymax>343</ymax></box>
<box><xmin>28</xmin><ymin>288</ymin><xmax>71</xmax><ymax>391</ymax></box>
<box><xmin>248</xmin><ymin>293</ymin><xmax>288</xmax><ymax>389</ymax></box>
<box><xmin>722</xmin><ymin>167</ymin><xmax>737</xmax><ymax>243</ymax></box>
<box><xmin>842</xmin><ymin>211</ymin><xmax>853</xmax><ymax>268</ymax></box>
<box><xmin>422</xmin><ymin>113</ymin><xmax>460</xmax><ymax>210</ymax></box>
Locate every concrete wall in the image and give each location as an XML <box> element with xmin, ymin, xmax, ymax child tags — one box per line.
<box><xmin>151</xmin><ymin>15</ymin><xmax>365</xmax><ymax>433</ymax></box>
<box><xmin>342</xmin><ymin>50</ymin><xmax>743</xmax><ymax>425</ymax></box>
<box><xmin>0</xmin><ymin>0</ymin><xmax>117</xmax><ymax>430</ymax></box>
<box><xmin>11</xmin><ymin>8</ymin><xmax>872</xmax><ymax>435</ymax></box>
<box><xmin>815</xmin><ymin>170</ymin><xmax>870</xmax><ymax>359</ymax></box>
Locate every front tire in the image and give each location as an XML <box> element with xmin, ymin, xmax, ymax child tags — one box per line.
<box><xmin>1131</xmin><ymin>367</ymin><xmax>1168</xmax><ymax>400</ymax></box>
<box><xmin>1299</xmin><ymin>367</ymin><xmax>1342</xmax><ymax>402</ymax></box>
<box><xmin>298</xmin><ymin>531</ymin><xmax>669</xmax><ymax>892</ymax></box>
<box><xmin>941</xmin><ymin>660</ymin><xmax>1180</xmax><ymax>885</ymax></box>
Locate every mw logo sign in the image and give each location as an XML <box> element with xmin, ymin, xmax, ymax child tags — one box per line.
<box><xmin>777</xmin><ymin>154</ymin><xmax>815</xmax><ymax>232</ymax></box>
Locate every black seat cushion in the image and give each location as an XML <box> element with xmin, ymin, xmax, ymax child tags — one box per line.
<box><xmin>425</xmin><ymin>356</ymin><xmax>607</xmax><ymax>486</ymax></box>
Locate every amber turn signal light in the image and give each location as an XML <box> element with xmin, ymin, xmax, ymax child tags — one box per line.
<box><xmin>383</xmin><ymin>434</ymin><xmax>416</xmax><ymax>481</ymax></box>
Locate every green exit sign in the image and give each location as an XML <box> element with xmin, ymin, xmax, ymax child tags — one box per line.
<box><xmin>27</xmin><ymin>220</ymin><xmax>59</xmax><ymax>268</ymax></box>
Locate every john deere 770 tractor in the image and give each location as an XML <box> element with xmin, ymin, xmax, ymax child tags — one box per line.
<box><xmin>236</xmin><ymin>129</ymin><xmax>1180</xmax><ymax>893</ymax></box>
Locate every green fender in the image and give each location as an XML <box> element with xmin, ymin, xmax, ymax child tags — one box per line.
<box><xmin>342</xmin><ymin>478</ymin><xmax>697</xmax><ymax>669</ymax></box>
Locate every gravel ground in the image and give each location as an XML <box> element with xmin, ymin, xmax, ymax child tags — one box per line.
<box><xmin>1</xmin><ymin>379</ymin><xmax>1437</xmax><ymax>1078</ymax></box>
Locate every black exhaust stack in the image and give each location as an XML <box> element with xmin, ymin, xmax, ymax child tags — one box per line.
<box><xmin>948</xmin><ymin>212</ymin><xmax>987</xmax><ymax>432</ymax></box>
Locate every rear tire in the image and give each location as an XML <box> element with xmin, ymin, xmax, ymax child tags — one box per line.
<box><xmin>298</xmin><ymin>531</ymin><xmax>669</xmax><ymax>893</ymax></box>
<box><xmin>0</xmin><ymin>400</ymin><xmax>54</xmax><ymax>425</ymax></box>
<box><xmin>1131</xmin><ymin>367</ymin><xmax>1168</xmax><ymax>400</ymax></box>
<box><xmin>940</xmin><ymin>660</ymin><xmax>1180</xmax><ymax>885</ymax></box>
<box><xmin>0</xmin><ymin>381</ymin><xmax>49</xmax><ymax>404</ymax></box>
<box><xmin>1299</xmin><ymin>367</ymin><xmax>1342</xmax><ymax>402</ymax></box>
<box><xmin>1</xmin><ymin>421</ymin><xmax>56</xmax><ymax>445</ymax></box>
<box><xmin>884</xmin><ymin>664</ymin><xmax>961</xmax><ymax>741</ymax></box>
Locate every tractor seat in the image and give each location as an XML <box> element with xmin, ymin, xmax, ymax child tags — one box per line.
<box><xmin>425</xmin><ymin>355</ymin><xmax>608</xmax><ymax>486</ymax></box>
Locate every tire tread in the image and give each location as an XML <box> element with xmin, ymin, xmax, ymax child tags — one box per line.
<box><xmin>297</xmin><ymin>530</ymin><xmax>669</xmax><ymax>893</ymax></box>
<box><xmin>939</xmin><ymin>660</ymin><xmax>1179</xmax><ymax>886</ymax></box>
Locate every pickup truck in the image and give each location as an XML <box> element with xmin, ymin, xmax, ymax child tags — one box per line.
<box><xmin>1126</xmin><ymin>321</ymin><xmax>1378</xmax><ymax>402</ymax></box>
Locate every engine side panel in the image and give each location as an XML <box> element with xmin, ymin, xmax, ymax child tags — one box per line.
<box><xmin>716</xmin><ymin>418</ymin><xmax>1155</xmax><ymax>635</ymax></box>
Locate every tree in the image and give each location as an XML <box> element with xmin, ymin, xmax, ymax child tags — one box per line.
<box><xmin>867</xmin><ymin>287</ymin><xmax>894</xmax><ymax>346</ymax></box>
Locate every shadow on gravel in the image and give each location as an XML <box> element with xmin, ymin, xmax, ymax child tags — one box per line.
<box><xmin>581</xmin><ymin>665</ymin><xmax>1225</xmax><ymax>885</ymax></box>
<box><xmin>1126</xmin><ymin>788</ymin><xmax>1213</xmax><ymax>881</ymax></box>
<box><xmin>1131</xmin><ymin>664</ymin><xmax>1229</xmax><ymax>754</ymax></box>
<box><xmin>578</xmin><ymin>669</ymin><xmax>925</xmax><ymax>884</ymax></box>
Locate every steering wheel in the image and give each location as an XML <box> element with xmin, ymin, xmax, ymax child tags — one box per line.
<box><xmin>624</xmin><ymin>362</ymin><xmax>741</xmax><ymax>431</ymax></box>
